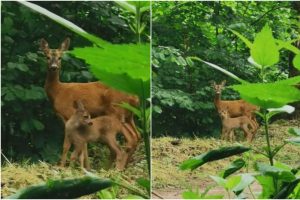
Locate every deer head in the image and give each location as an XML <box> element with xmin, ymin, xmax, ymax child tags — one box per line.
<box><xmin>73</xmin><ymin>100</ymin><xmax>93</xmax><ymax>126</ymax></box>
<box><xmin>212</xmin><ymin>80</ymin><xmax>226</xmax><ymax>94</ymax></box>
<box><xmin>219</xmin><ymin>108</ymin><xmax>229</xmax><ymax>119</ymax></box>
<box><xmin>40</xmin><ymin>38</ymin><xmax>70</xmax><ymax>71</ymax></box>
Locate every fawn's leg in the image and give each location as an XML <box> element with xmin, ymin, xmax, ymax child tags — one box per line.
<box><xmin>121</xmin><ymin>126</ymin><xmax>137</xmax><ymax>165</ymax></box>
<box><xmin>60</xmin><ymin>134</ymin><xmax>71</xmax><ymax>167</ymax></box>
<box><xmin>242</xmin><ymin>125</ymin><xmax>252</xmax><ymax>142</ymax></box>
<box><xmin>83</xmin><ymin>143</ymin><xmax>90</xmax><ymax>170</ymax></box>
<box><xmin>106</xmin><ymin>134</ymin><xmax>127</xmax><ymax>170</ymax></box>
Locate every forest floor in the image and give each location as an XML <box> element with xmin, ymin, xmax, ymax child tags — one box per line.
<box><xmin>152</xmin><ymin>118</ymin><xmax>300</xmax><ymax>199</ymax></box>
<box><xmin>1</xmin><ymin>143</ymin><xmax>148</xmax><ymax>199</ymax></box>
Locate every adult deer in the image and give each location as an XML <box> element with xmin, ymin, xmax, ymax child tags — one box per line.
<box><xmin>40</xmin><ymin>38</ymin><xmax>139</xmax><ymax>168</ymax></box>
<box><xmin>212</xmin><ymin>80</ymin><xmax>259</xmax><ymax>141</ymax></box>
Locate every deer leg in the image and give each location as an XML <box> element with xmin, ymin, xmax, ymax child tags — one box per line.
<box><xmin>229</xmin><ymin>130</ymin><xmax>235</xmax><ymax>142</ymax></box>
<box><xmin>106</xmin><ymin>135</ymin><xmax>127</xmax><ymax>170</ymax></box>
<box><xmin>124</xmin><ymin>122</ymin><xmax>139</xmax><ymax>144</ymax></box>
<box><xmin>60</xmin><ymin>135</ymin><xmax>71</xmax><ymax>167</ymax></box>
<box><xmin>122</xmin><ymin>125</ymin><xmax>137</xmax><ymax>164</ymax></box>
<box><xmin>83</xmin><ymin>143</ymin><xmax>90</xmax><ymax>170</ymax></box>
<box><xmin>221</xmin><ymin>128</ymin><xmax>226</xmax><ymax>140</ymax></box>
<box><xmin>242</xmin><ymin>125</ymin><xmax>252</xmax><ymax>142</ymax></box>
<box><xmin>129</xmin><ymin>117</ymin><xmax>141</xmax><ymax>141</ymax></box>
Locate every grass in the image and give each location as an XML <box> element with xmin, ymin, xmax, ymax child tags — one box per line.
<box><xmin>1</xmin><ymin>143</ymin><xmax>148</xmax><ymax>199</ymax></box>
<box><xmin>152</xmin><ymin>119</ymin><xmax>300</xmax><ymax>190</ymax></box>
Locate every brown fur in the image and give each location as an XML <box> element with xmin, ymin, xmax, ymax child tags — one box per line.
<box><xmin>66</xmin><ymin>100</ymin><xmax>130</xmax><ymax>170</ymax></box>
<box><xmin>40</xmin><ymin>38</ymin><xmax>139</xmax><ymax>167</ymax></box>
<box><xmin>212</xmin><ymin>80</ymin><xmax>259</xmax><ymax>141</ymax></box>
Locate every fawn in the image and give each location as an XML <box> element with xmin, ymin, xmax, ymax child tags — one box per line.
<box><xmin>219</xmin><ymin>108</ymin><xmax>256</xmax><ymax>142</ymax></box>
<box><xmin>40</xmin><ymin>38</ymin><xmax>139</xmax><ymax>168</ymax></box>
<box><xmin>65</xmin><ymin>100</ymin><xmax>129</xmax><ymax>170</ymax></box>
<box><xmin>212</xmin><ymin>80</ymin><xmax>259</xmax><ymax>140</ymax></box>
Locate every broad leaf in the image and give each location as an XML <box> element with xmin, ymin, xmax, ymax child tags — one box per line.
<box><xmin>256</xmin><ymin>175</ymin><xmax>275</xmax><ymax>199</ymax></box>
<box><xmin>210</xmin><ymin>176</ymin><xmax>227</xmax><ymax>188</ymax></box>
<box><xmin>231</xmin><ymin>77</ymin><xmax>300</xmax><ymax>109</ymax></box>
<box><xmin>7</xmin><ymin>176</ymin><xmax>113</xmax><ymax>199</ymax></box>
<box><xmin>180</xmin><ymin>146</ymin><xmax>250</xmax><ymax>170</ymax></box>
<box><xmin>274</xmin><ymin>179</ymin><xmax>300</xmax><ymax>199</ymax></box>
<box><xmin>70</xmin><ymin>44</ymin><xmax>150</xmax><ymax>98</ymax></box>
<box><xmin>231</xmin><ymin>174</ymin><xmax>255</xmax><ymax>195</ymax></box>
<box><xmin>255</xmin><ymin>162</ymin><xmax>296</xmax><ymax>182</ymax></box>
<box><xmin>286</xmin><ymin>137</ymin><xmax>300</xmax><ymax>146</ymax></box>
<box><xmin>219</xmin><ymin>158</ymin><xmax>246</xmax><ymax>178</ymax></box>
<box><xmin>288</xmin><ymin>127</ymin><xmax>300</xmax><ymax>136</ymax></box>
<box><xmin>251</xmin><ymin>24</ymin><xmax>279</xmax><ymax>67</ymax></box>
<box><xmin>293</xmin><ymin>54</ymin><xmax>300</xmax><ymax>70</ymax></box>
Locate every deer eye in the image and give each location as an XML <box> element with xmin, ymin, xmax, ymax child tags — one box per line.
<box><xmin>58</xmin><ymin>57</ymin><xmax>62</xmax><ymax>60</ymax></box>
<box><xmin>83</xmin><ymin>115</ymin><xmax>89</xmax><ymax>119</ymax></box>
<box><xmin>47</xmin><ymin>56</ymin><xmax>50</xmax><ymax>60</ymax></box>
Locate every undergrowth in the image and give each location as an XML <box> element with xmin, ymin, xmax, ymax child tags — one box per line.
<box><xmin>1</xmin><ymin>143</ymin><xmax>147</xmax><ymax>199</ymax></box>
<box><xmin>152</xmin><ymin>119</ymin><xmax>300</xmax><ymax>189</ymax></box>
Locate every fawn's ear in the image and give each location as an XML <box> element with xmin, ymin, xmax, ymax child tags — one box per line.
<box><xmin>60</xmin><ymin>38</ymin><xmax>70</xmax><ymax>51</ymax></box>
<box><xmin>40</xmin><ymin>38</ymin><xmax>49</xmax><ymax>52</ymax></box>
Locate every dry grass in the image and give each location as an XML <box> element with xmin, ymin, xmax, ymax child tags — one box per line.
<box><xmin>1</xmin><ymin>143</ymin><xmax>148</xmax><ymax>199</ymax></box>
<box><xmin>152</xmin><ymin>119</ymin><xmax>300</xmax><ymax>190</ymax></box>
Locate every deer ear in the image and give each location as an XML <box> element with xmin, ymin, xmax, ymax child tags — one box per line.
<box><xmin>211</xmin><ymin>81</ymin><xmax>216</xmax><ymax>87</ymax></box>
<box><xmin>60</xmin><ymin>38</ymin><xmax>70</xmax><ymax>51</ymax></box>
<box><xmin>40</xmin><ymin>38</ymin><xmax>49</xmax><ymax>52</ymax></box>
<box><xmin>221</xmin><ymin>80</ymin><xmax>226</xmax><ymax>86</ymax></box>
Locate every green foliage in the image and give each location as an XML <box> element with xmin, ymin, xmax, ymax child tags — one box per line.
<box><xmin>180</xmin><ymin>146</ymin><xmax>250</xmax><ymax>170</ymax></box>
<box><xmin>219</xmin><ymin>158</ymin><xmax>246</xmax><ymax>179</ymax></box>
<box><xmin>230</xmin><ymin>77</ymin><xmax>300</xmax><ymax>109</ymax></box>
<box><xmin>152</xmin><ymin>1</ymin><xmax>299</xmax><ymax>137</ymax></box>
<box><xmin>7</xmin><ymin>176</ymin><xmax>113</xmax><ymax>199</ymax></box>
<box><xmin>293</xmin><ymin>54</ymin><xmax>300</xmax><ymax>70</ymax></box>
<box><xmin>182</xmin><ymin>187</ymin><xmax>223</xmax><ymax>199</ymax></box>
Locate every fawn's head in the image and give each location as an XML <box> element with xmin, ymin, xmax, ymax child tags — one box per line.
<box><xmin>73</xmin><ymin>100</ymin><xmax>93</xmax><ymax>126</ymax></box>
<box><xmin>212</xmin><ymin>80</ymin><xmax>226</xmax><ymax>94</ymax></box>
<box><xmin>40</xmin><ymin>38</ymin><xmax>70</xmax><ymax>71</ymax></box>
<box><xmin>219</xmin><ymin>108</ymin><xmax>229</xmax><ymax>119</ymax></box>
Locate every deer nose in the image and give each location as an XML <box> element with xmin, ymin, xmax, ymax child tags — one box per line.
<box><xmin>50</xmin><ymin>64</ymin><xmax>58</xmax><ymax>71</ymax></box>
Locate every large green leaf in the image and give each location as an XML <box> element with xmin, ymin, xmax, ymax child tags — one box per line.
<box><xmin>274</xmin><ymin>179</ymin><xmax>300</xmax><ymax>199</ymax></box>
<box><xmin>293</xmin><ymin>54</ymin><xmax>300</xmax><ymax>71</ymax></box>
<box><xmin>231</xmin><ymin>174</ymin><xmax>255</xmax><ymax>195</ymax></box>
<box><xmin>251</xmin><ymin>24</ymin><xmax>279</xmax><ymax>67</ymax></box>
<box><xmin>180</xmin><ymin>146</ymin><xmax>250</xmax><ymax>170</ymax></box>
<box><xmin>7</xmin><ymin>176</ymin><xmax>112</xmax><ymax>199</ymax></box>
<box><xmin>70</xmin><ymin>44</ymin><xmax>150</xmax><ymax>98</ymax></box>
<box><xmin>255</xmin><ymin>162</ymin><xmax>296</xmax><ymax>182</ymax></box>
<box><xmin>219</xmin><ymin>158</ymin><xmax>246</xmax><ymax>178</ymax></box>
<box><xmin>231</xmin><ymin>77</ymin><xmax>300</xmax><ymax>109</ymax></box>
<box><xmin>256</xmin><ymin>175</ymin><xmax>275</xmax><ymax>199</ymax></box>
